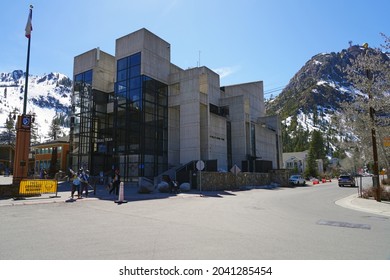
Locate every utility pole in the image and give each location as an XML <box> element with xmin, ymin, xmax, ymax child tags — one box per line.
<box><xmin>363</xmin><ymin>43</ymin><xmax>381</xmax><ymax>202</ymax></box>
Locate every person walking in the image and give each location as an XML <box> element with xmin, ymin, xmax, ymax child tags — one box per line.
<box><xmin>40</xmin><ymin>168</ymin><xmax>48</xmax><ymax>179</ymax></box>
<box><xmin>69</xmin><ymin>168</ymin><xmax>81</xmax><ymax>199</ymax></box>
<box><xmin>79</xmin><ymin>169</ymin><xmax>90</xmax><ymax>198</ymax></box>
<box><xmin>107</xmin><ymin>166</ymin><xmax>116</xmax><ymax>193</ymax></box>
<box><xmin>109</xmin><ymin>168</ymin><xmax>121</xmax><ymax>196</ymax></box>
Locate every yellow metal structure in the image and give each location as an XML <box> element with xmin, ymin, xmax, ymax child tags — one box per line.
<box><xmin>19</xmin><ymin>179</ymin><xmax>58</xmax><ymax>195</ymax></box>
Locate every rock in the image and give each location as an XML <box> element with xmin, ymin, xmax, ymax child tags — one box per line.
<box><xmin>138</xmin><ymin>177</ymin><xmax>154</xmax><ymax>193</ymax></box>
<box><xmin>157</xmin><ymin>181</ymin><xmax>170</xmax><ymax>193</ymax></box>
<box><xmin>180</xmin><ymin>182</ymin><xmax>191</xmax><ymax>192</ymax></box>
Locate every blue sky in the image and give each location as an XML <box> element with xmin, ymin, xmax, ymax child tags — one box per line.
<box><xmin>1</xmin><ymin>0</ymin><xmax>389</xmax><ymax>97</ymax></box>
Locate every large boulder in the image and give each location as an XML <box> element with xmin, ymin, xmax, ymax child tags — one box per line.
<box><xmin>180</xmin><ymin>182</ymin><xmax>191</xmax><ymax>192</ymax></box>
<box><xmin>157</xmin><ymin>181</ymin><xmax>170</xmax><ymax>193</ymax></box>
<box><xmin>138</xmin><ymin>177</ymin><xmax>154</xmax><ymax>193</ymax></box>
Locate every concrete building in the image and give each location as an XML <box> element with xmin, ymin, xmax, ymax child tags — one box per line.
<box><xmin>71</xmin><ymin>28</ymin><xmax>282</xmax><ymax>181</ymax></box>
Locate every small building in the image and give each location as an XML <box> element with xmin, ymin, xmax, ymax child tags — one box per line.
<box><xmin>283</xmin><ymin>150</ymin><xmax>324</xmax><ymax>175</ymax></box>
<box><xmin>283</xmin><ymin>151</ymin><xmax>308</xmax><ymax>174</ymax></box>
<box><xmin>31</xmin><ymin>136</ymin><xmax>70</xmax><ymax>175</ymax></box>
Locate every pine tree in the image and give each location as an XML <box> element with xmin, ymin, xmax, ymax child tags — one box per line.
<box><xmin>30</xmin><ymin>121</ymin><xmax>40</xmax><ymax>145</ymax></box>
<box><xmin>48</xmin><ymin>117</ymin><xmax>62</xmax><ymax>140</ymax></box>
<box><xmin>313</xmin><ymin>109</ymin><xmax>318</xmax><ymax>126</ymax></box>
<box><xmin>311</xmin><ymin>130</ymin><xmax>326</xmax><ymax>160</ymax></box>
<box><xmin>0</xmin><ymin>115</ymin><xmax>16</xmax><ymax>144</ymax></box>
<box><xmin>305</xmin><ymin>144</ymin><xmax>318</xmax><ymax>178</ymax></box>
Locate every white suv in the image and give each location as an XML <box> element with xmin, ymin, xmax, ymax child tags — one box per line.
<box><xmin>289</xmin><ymin>175</ymin><xmax>306</xmax><ymax>186</ymax></box>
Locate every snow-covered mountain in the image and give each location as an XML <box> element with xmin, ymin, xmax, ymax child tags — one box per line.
<box><xmin>266</xmin><ymin>45</ymin><xmax>390</xmax><ymax>156</ymax></box>
<box><xmin>0</xmin><ymin>70</ymin><xmax>72</xmax><ymax>142</ymax></box>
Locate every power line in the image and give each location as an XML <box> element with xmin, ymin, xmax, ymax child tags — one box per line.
<box><xmin>264</xmin><ymin>85</ymin><xmax>286</xmax><ymax>95</ymax></box>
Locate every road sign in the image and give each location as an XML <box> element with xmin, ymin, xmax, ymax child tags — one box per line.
<box><xmin>196</xmin><ymin>160</ymin><xmax>205</xmax><ymax>196</ymax></box>
<box><xmin>384</xmin><ymin>137</ymin><xmax>390</xmax><ymax>147</ymax></box>
<box><xmin>230</xmin><ymin>164</ymin><xmax>241</xmax><ymax>175</ymax></box>
<box><xmin>196</xmin><ymin>160</ymin><xmax>205</xmax><ymax>171</ymax></box>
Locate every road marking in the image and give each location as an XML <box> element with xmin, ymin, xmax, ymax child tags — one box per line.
<box><xmin>316</xmin><ymin>219</ymin><xmax>371</xmax><ymax>230</ymax></box>
<box><xmin>362</xmin><ymin>215</ymin><xmax>389</xmax><ymax>221</ymax></box>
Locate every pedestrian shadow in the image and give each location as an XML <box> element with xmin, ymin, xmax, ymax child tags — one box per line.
<box><xmin>57</xmin><ymin>182</ymin><xmax>194</xmax><ymax>203</ymax></box>
<box><xmin>57</xmin><ymin>182</ymin><xmax>293</xmax><ymax>204</ymax></box>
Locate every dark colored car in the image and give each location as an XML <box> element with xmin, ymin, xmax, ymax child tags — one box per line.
<box><xmin>338</xmin><ymin>175</ymin><xmax>356</xmax><ymax>187</ymax></box>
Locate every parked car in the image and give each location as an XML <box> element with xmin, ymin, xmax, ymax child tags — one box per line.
<box><xmin>338</xmin><ymin>175</ymin><xmax>356</xmax><ymax>187</ymax></box>
<box><xmin>289</xmin><ymin>175</ymin><xmax>306</xmax><ymax>186</ymax></box>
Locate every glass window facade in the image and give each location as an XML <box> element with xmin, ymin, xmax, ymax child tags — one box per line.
<box><xmin>72</xmin><ymin>70</ymin><xmax>112</xmax><ymax>174</ymax></box>
<box><xmin>114</xmin><ymin>52</ymin><xmax>168</xmax><ymax>181</ymax></box>
<box><xmin>72</xmin><ymin>70</ymin><xmax>93</xmax><ymax>171</ymax></box>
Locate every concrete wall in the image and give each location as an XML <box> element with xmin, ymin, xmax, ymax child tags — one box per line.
<box><xmin>218</xmin><ymin>83</ymin><xmax>281</xmax><ymax>170</ymax></box>
<box><xmin>168</xmin><ymin>66</ymin><xmax>224</xmax><ymax>167</ymax></box>
<box><xmin>168</xmin><ymin>65</ymin><xmax>272</xmax><ymax>171</ymax></box>
<box><xmin>170</xmin><ymin>67</ymin><xmax>204</xmax><ymax>164</ymax></box>
<box><xmin>116</xmin><ymin>28</ymin><xmax>171</xmax><ymax>84</ymax></box>
<box><xmin>221</xmin><ymin>95</ymin><xmax>246</xmax><ymax>168</ymax></box>
<box><xmin>196</xmin><ymin>169</ymin><xmax>290</xmax><ymax>191</ymax></box>
<box><xmin>73</xmin><ymin>48</ymin><xmax>115</xmax><ymax>93</ymax></box>
<box><xmin>209</xmin><ymin>113</ymin><xmax>228</xmax><ymax>170</ymax></box>
<box><xmin>168</xmin><ymin>105</ymin><xmax>180</xmax><ymax>166</ymax></box>
<box><xmin>180</xmin><ymin>102</ymin><xmax>201</xmax><ymax>163</ymax></box>
<box><xmin>223</xmin><ymin>81</ymin><xmax>265</xmax><ymax>120</ymax></box>
<box><xmin>255</xmin><ymin>125</ymin><xmax>278</xmax><ymax>168</ymax></box>
<box><xmin>74</xmin><ymin>49</ymin><xmax>96</xmax><ymax>75</ymax></box>
<box><xmin>199</xmin><ymin>172</ymin><xmax>270</xmax><ymax>191</ymax></box>
<box><xmin>200</xmin><ymin>103</ymin><xmax>209</xmax><ymax>160</ymax></box>
<box><xmin>201</xmin><ymin>68</ymin><xmax>220</xmax><ymax>104</ymax></box>
<box><xmin>167</xmin><ymin>65</ymin><xmax>183</xmax><ymax>167</ymax></box>
<box><xmin>259</xmin><ymin>115</ymin><xmax>282</xmax><ymax>169</ymax></box>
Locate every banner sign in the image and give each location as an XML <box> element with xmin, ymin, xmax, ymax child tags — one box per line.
<box><xmin>19</xmin><ymin>180</ymin><xmax>58</xmax><ymax>195</ymax></box>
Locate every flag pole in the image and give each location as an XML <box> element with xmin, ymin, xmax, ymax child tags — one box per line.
<box><xmin>12</xmin><ymin>5</ymin><xmax>34</xmax><ymax>190</ymax></box>
<box><xmin>23</xmin><ymin>5</ymin><xmax>33</xmax><ymax>115</ymax></box>
<box><xmin>23</xmin><ymin>35</ymin><xmax>31</xmax><ymax>115</ymax></box>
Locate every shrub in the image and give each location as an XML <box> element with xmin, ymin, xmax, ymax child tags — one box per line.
<box><xmin>381</xmin><ymin>177</ymin><xmax>390</xmax><ymax>186</ymax></box>
<box><xmin>361</xmin><ymin>186</ymin><xmax>390</xmax><ymax>201</ymax></box>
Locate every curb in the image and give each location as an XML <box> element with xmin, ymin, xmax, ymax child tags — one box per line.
<box><xmin>335</xmin><ymin>194</ymin><xmax>390</xmax><ymax>217</ymax></box>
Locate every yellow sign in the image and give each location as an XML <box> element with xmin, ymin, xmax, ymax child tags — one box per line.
<box><xmin>384</xmin><ymin>137</ymin><xmax>390</xmax><ymax>147</ymax></box>
<box><xmin>19</xmin><ymin>180</ymin><xmax>58</xmax><ymax>195</ymax></box>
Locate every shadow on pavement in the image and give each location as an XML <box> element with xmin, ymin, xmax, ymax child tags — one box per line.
<box><xmin>1</xmin><ymin>175</ymin><xmax>290</xmax><ymax>205</ymax></box>
<box><xmin>55</xmin><ymin>181</ymin><xmax>291</xmax><ymax>203</ymax></box>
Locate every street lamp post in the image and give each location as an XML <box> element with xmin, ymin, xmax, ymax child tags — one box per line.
<box><xmin>363</xmin><ymin>43</ymin><xmax>381</xmax><ymax>202</ymax></box>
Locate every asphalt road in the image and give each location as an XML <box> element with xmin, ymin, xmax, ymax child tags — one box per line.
<box><xmin>1</xmin><ymin>179</ymin><xmax>389</xmax><ymax>260</ymax></box>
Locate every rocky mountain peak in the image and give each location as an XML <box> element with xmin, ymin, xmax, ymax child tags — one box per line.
<box><xmin>266</xmin><ymin>45</ymin><xmax>389</xmax><ymax>154</ymax></box>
